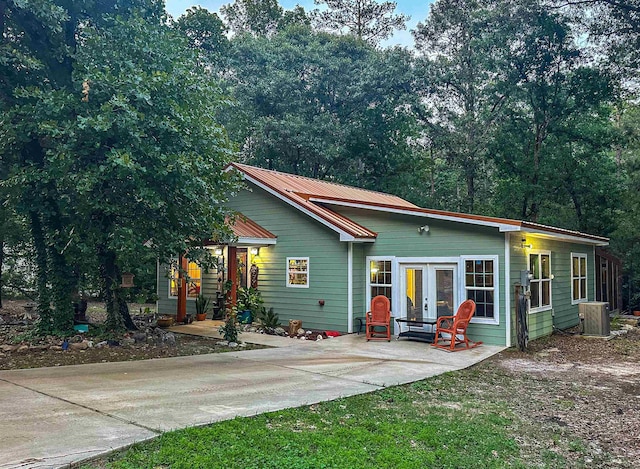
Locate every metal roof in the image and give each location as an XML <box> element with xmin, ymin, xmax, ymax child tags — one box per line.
<box><xmin>229</xmin><ymin>214</ymin><xmax>277</xmax><ymax>242</ymax></box>
<box><xmin>228</xmin><ymin>163</ymin><xmax>609</xmax><ymax>245</ymax></box>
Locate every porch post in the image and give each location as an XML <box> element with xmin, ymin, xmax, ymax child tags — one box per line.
<box><xmin>176</xmin><ymin>254</ymin><xmax>187</xmax><ymax>323</ymax></box>
<box><xmin>228</xmin><ymin>246</ymin><xmax>238</xmax><ymax>308</ymax></box>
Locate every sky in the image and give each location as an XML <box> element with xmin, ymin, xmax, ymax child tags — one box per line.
<box><xmin>163</xmin><ymin>0</ymin><xmax>436</xmax><ymax>48</ymax></box>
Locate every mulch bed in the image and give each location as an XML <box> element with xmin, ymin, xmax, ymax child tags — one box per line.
<box><xmin>0</xmin><ymin>300</ymin><xmax>263</xmax><ymax>371</ymax></box>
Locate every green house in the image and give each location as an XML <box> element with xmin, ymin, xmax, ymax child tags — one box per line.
<box><xmin>156</xmin><ymin>163</ymin><xmax>609</xmax><ymax>346</ymax></box>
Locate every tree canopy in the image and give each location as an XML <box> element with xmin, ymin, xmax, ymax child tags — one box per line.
<box><xmin>4</xmin><ymin>0</ymin><xmax>640</xmax><ymax>325</ymax></box>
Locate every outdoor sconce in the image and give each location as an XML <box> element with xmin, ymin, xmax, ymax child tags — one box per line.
<box><xmin>250</xmin><ymin>247</ymin><xmax>259</xmax><ymax>256</ymax></box>
<box><xmin>418</xmin><ymin>225</ymin><xmax>430</xmax><ymax>234</ymax></box>
<box><xmin>521</xmin><ymin>238</ymin><xmax>533</xmax><ymax>249</ymax></box>
<box><xmin>214</xmin><ymin>248</ymin><xmax>223</xmax><ymax>256</ymax></box>
<box><xmin>318</xmin><ymin>300</ymin><xmax>325</xmax><ymax>306</ymax></box>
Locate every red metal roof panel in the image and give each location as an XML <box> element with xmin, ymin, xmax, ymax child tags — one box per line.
<box><xmin>229</xmin><ymin>214</ymin><xmax>277</xmax><ymax>240</ymax></box>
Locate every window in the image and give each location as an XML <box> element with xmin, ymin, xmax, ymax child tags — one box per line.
<box><xmin>464</xmin><ymin>259</ymin><xmax>495</xmax><ymax>319</ymax></box>
<box><xmin>370</xmin><ymin>259</ymin><xmax>393</xmax><ymax>307</ymax></box>
<box><xmin>169</xmin><ymin>259</ymin><xmax>201</xmax><ymax>299</ymax></box>
<box><xmin>287</xmin><ymin>257</ymin><xmax>309</xmax><ymax>288</ymax></box>
<box><xmin>571</xmin><ymin>253</ymin><xmax>587</xmax><ymax>304</ymax></box>
<box><xmin>529</xmin><ymin>252</ymin><xmax>551</xmax><ymax>312</ymax></box>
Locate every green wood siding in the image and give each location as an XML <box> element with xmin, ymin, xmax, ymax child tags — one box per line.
<box><xmin>509</xmin><ymin>235</ymin><xmax>595</xmax><ymax>341</ymax></box>
<box><xmin>333</xmin><ymin>207</ymin><xmax>507</xmax><ymax>346</ymax></box>
<box><xmin>225</xmin><ymin>187</ymin><xmax>350</xmax><ymax>331</ymax></box>
<box><xmin>352</xmin><ymin>243</ymin><xmax>366</xmax><ymax>331</ymax></box>
<box><xmin>156</xmin><ymin>263</ymin><xmax>197</xmax><ymax>316</ymax></box>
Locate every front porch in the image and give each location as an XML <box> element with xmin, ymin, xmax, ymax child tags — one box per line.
<box><xmin>161</xmin><ymin>214</ymin><xmax>277</xmax><ymax>324</ymax></box>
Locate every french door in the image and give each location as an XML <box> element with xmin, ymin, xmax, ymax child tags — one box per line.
<box><xmin>400</xmin><ymin>264</ymin><xmax>458</xmax><ymax>323</ymax></box>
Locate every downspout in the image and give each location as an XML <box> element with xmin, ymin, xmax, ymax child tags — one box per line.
<box><xmin>505</xmin><ymin>233</ymin><xmax>512</xmax><ymax>347</ymax></box>
<box><xmin>347</xmin><ymin>242</ymin><xmax>353</xmax><ymax>333</ymax></box>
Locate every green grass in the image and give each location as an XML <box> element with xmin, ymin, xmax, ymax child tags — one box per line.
<box><xmin>86</xmin><ymin>373</ymin><xmax>526</xmax><ymax>469</ymax></box>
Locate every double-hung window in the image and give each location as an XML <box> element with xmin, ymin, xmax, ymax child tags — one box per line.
<box><xmin>369</xmin><ymin>259</ymin><xmax>393</xmax><ymax>308</ymax></box>
<box><xmin>529</xmin><ymin>251</ymin><xmax>551</xmax><ymax>312</ymax></box>
<box><xmin>287</xmin><ymin>257</ymin><xmax>309</xmax><ymax>288</ymax></box>
<box><xmin>571</xmin><ymin>253</ymin><xmax>588</xmax><ymax>304</ymax></box>
<box><xmin>464</xmin><ymin>259</ymin><xmax>496</xmax><ymax>319</ymax></box>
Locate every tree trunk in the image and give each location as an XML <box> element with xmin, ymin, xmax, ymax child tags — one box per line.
<box><xmin>98</xmin><ymin>245</ymin><xmax>136</xmax><ymax>331</ymax></box>
<box><xmin>30</xmin><ymin>211</ymin><xmax>53</xmax><ymax>333</ymax></box>
<box><xmin>46</xmin><ymin>241</ymin><xmax>75</xmax><ymax>333</ymax></box>
<box><xmin>0</xmin><ymin>233</ymin><xmax>4</xmax><ymax>309</ymax></box>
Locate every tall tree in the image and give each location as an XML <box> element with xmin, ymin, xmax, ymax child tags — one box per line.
<box><xmin>175</xmin><ymin>6</ymin><xmax>229</xmax><ymax>63</ymax></box>
<box><xmin>490</xmin><ymin>0</ymin><xmax>615</xmax><ymax>223</ymax></box>
<box><xmin>413</xmin><ymin>0</ymin><xmax>506</xmax><ymax>213</ymax></box>
<box><xmin>224</xmin><ymin>25</ymin><xmax>418</xmax><ymax>194</ymax></box>
<box><xmin>312</xmin><ymin>0</ymin><xmax>408</xmax><ymax>45</ymax></box>
<box><xmin>220</xmin><ymin>0</ymin><xmax>309</xmax><ymax>37</ymax></box>
<box><xmin>2</xmin><ymin>1</ymin><xmax>238</xmax><ymax>332</ymax></box>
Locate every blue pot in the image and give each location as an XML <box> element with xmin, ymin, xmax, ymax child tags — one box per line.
<box><xmin>238</xmin><ymin>310</ymin><xmax>252</xmax><ymax>324</ymax></box>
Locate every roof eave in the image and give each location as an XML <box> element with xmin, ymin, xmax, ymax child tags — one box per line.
<box><xmin>237</xmin><ymin>171</ymin><xmax>377</xmax><ymax>242</ymax></box>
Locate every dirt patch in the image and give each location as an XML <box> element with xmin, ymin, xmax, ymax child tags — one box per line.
<box><xmin>0</xmin><ymin>300</ymin><xmax>264</xmax><ymax>371</ymax></box>
<box><xmin>488</xmin><ymin>326</ymin><xmax>640</xmax><ymax>466</ymax></box>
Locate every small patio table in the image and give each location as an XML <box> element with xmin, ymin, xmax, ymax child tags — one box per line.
<box><xmin>395</xmin><ymin>318</ymin><xmax>438</xmax><ymax>343</ymax></box>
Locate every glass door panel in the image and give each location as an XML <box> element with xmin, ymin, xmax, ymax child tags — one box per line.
<box><xmin>401</xmin><ymin>266</ymin><xmax>428</xmax><ymax>321</ymax></box>
<box><xmin>429</xmin><ymin>265</ymin><xmax>457</xmax><ymax>318</ymax></box>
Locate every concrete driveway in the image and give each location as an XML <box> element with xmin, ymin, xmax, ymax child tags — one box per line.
<box><xmin>0</xmin><ymin>331</ymin><xmax>502</xmax><ymax>469</ymax></box>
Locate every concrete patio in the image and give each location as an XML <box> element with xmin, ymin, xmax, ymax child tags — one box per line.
<box><xmin>0</xmin><ymin>330</ymin><xmax>502</xmax><ymax>469</ymax></box>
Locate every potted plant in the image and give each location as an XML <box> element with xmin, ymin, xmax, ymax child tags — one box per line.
<box><xmin>237</xmin><ymin>287</ymin><xmax>263</xmax><ymax>324</ymax></box>
<box><xmin>195</xmin><ymin>293</ymin><xmax>211</xmax><ymax>321</ymax></box>
<box><xmin>219</xmin><ymin>309</ymin><xmax>240</xmax><ymax>343</ymax></box>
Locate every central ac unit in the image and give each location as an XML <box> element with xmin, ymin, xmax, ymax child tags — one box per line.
<box><xmin>579</xmin><ymin>302</ymin><xmax>610</xmax><ymax>337</ymax></box>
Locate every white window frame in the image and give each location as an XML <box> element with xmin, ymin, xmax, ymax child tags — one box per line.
<box><xmin>571</xmin><ymin>252</ymin><xmax>588</xmax><ymax>305</ymax></box>
<box><xmin>366</xmin><ymin>256</ymin><xmax>395</xmax><ymax>311</ymax></box>
<box><xmin>286</xmin><ymin>257</ymin><xmax>309</xmax><ymax>288</ymax></box>
<box><xmin>460</xmin><ymin>255</ymin><xmax>500</xmax><ymax>325</ymax></box>
<box><xmin>168</xmin><ymin>258</ymin><xmax>201</xmax><ymax>300</ymax></box>
<box><xmin>529</xmin><ymin>250</ymin><xmax>552</xmax><ymax>314</ymax></box>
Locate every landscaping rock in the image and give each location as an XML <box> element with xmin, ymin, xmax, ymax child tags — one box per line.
<box><xmin>69</xmin><ymin>341</ymin><xmax>88</xmax><ymax>351</ymax></box>
<box><xmin>274</xmin><ymin>327</ymin><xmax>286</xmax><ymax>336</ymax></box>
<box><xmin>49</xmin><ymin>345</ymin><xmax>63</xmax><ymax>351</ymax></box>
<box><xmin>316</xmin><ymin>335</ymin><xmax>323</xmax><ymax>341</ymax></box>
<box><xmin>239</xmin><ymin>342</ymin><xmax>247</xmax><ymax>348</ymax></box>
<box><xmin>121</xmin><ymin>337</ymin><xmax>135</xmax><ymax>346</ymax></box>
<box><xmin>17</xmin><ymin>345</ymin><xmax>29</xmax><ymax>353</ymax></box>
<box><xmin>29</xmin><ymin>345</ymin><xmax>49</xmax><ymax>352</ymax></box>
<box><xmin>132</xmin><ymin>332</ymin><xmax>147</xmax><ymax>343</ymax></box>
<box><xmin>218</xmin><ymin>340</ymin><xmax>229</xmax><ymax>347</ymax></box>
<box><xmin>95</xmin><ymin>341</ymin><xmax>108</xmax><ymax>348</ymax></box>
<box><xmin>156</xmin><ymin>332</ymin><xmax>177</xmax><ymax>347</ymax></box>
<box><xmin>297</xmin><ymin>328</ymin><xmax>305</xmax><ymax>336</ymax></box>
<box><xmin>229</xmin><ymin>342</ymin><xmax>238</xmax><ymax>348</ymax></box>
<box><xmin>1</xmin><ymin>344</ymin><xmax>18</xmax><ymax>353</ymax></box>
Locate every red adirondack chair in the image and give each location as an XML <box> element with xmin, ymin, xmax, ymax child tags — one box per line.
<box><xmin>432</xmin><ymin>299</ymin><xmax>482</xmax><ymax>351</ymax></box>
<box><xmin>366</xmin><ymin>295</ymin><xmax>391</xmax><ymax>341</ymax></box>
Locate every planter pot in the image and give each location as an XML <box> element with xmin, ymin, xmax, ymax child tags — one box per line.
<box><xmin>183</xmin><ymin>314</ymin><xmax>193</xmax><ymax>325</ymax></box>
<box><xmin>157</xmin><ymin>316</ymin><xmax>174</xmax><ymax>328</ymax></box>
<box><xmin>238</xmin><ymin>310</ymin><xmax>252</xmax><ymax>324</ymax></box>
<box><xmin>196</xmin><ymin>313</ymin><xmax>207</xmax><ymax>321</ymax></box>
<box><xmin>633</xmin><ymin>311</ymin><xmax>640</xmax><ymax>317</ymax></box>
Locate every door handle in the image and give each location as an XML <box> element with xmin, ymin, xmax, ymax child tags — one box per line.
<box><xmin>424</xmin><ymin>302</ymin><xmax>428</xmax><ymax>311</ymax></box>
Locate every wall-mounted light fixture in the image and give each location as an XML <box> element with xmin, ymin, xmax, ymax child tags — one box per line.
<box><xmin>521</xmin><ymin>238</ymin><xmax>533</xmax><ymax>249</ymax></box>
<box><xmin>214</xmin><ymin>247</ymin><xmax>223</xmax><ymax>256</ymax></box>
<box><xmin>250</xmin><ymin>247</ymin><xmax>259</xmax><ymax>256</ymax></box>
<box><xmin>418</xmin><ymin>225</ymin><xmax>430</xmax><ymax>234</ymax></box>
